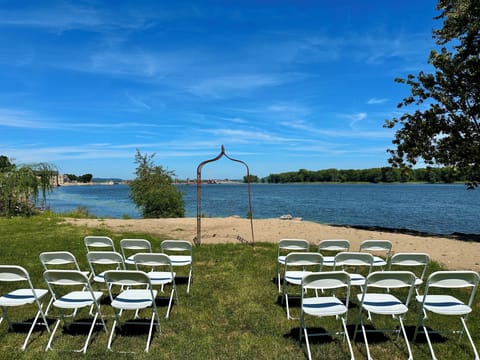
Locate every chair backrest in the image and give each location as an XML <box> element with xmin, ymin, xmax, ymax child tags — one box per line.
<box><xmin>87</xmin><ymin>251</ymin><xmax>125</xmax><ymax>274</ymax></box>
<box><xmin>359</xmin><ymin>239</ymin><xmax>392</xmax><ymax>256</ymax></box>
<box><xmin>334</xmin><ymin>252</ymin><xmax>374</xmax><ymax>268</ymax></box>
<box><xmin>39</xmin><ymin>251</ymin><xmax>82</xmax><ymax>271</ymax></box>
<box><xmin>0</xmin><ymin>265</ymin><xmax>38</xmax><ymax>297</ymax></box>
<box><xmin>363</xmin><ymin>271</ymin><xmax>416</xmax><ymax>306</ymax></box>
<box><xmin>285</xmin><ymin>252</ymin><xmax>323</xmax><ymax>268</ymax></box>
<box><xmin>120</xmin><ymin>239</ymin><xmax>152</xmax><ymax>257</ymax></box>
<box><xmin>103</xmin><ymin>270</ymin><xmax>152</xmax><ymax>287</ymax></box>
<box><xmin>424</xmin><ymin>271</ymin><xmax>480</xmax><ymax>307</ymax></box>
<box><xmin>389</xmin><ymin>252</ymin><xmax>430</xmax><ymax>280</ymax></box>
<box><xmin>302</xmin><ymin>271</ymin><xmax>351</xmax><ymax>291</ymax></box>
<box><xmin>43</xmin><ymin>269</ymin><xmax>90</xmax><ymax>286</ymax></box>
<box><xmin>134</xmin><ymin>253</ymin><xmax>173</xmax><ymax>269</ymax></box>
<box><xmin>84</xmin><ymin>236</ymin><xmax>116</xmax><ymax>252</ymax></box>
<box><xmin>318</xmin><ymin>239</ymin><xmax>350</xmax><ymax>253</ymax></box>
<box><xmin>278</xmin><ymin>238</ymin><xmax>310</xmax><ymax>256</ymax></box>
<box><xmin>161</xmin><ymin>240</ymin><xmax>192</xmax><ymax>253</ymax></box>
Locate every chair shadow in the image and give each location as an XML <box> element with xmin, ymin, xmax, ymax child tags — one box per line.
<box><xmin>59</xmin><ymin>318</ymin><xmax>106</xmax><ymax>336</ymax></box>
<box><xmin>10</xmin><ymin>317</ymin><xmax>55</xmax><ymax>333</ymax></box>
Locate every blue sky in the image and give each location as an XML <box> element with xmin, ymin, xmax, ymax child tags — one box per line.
<box><xmin>0</xmin><ymin>1</ymin><xmax>439</xmax><ymax>180</ymax></box>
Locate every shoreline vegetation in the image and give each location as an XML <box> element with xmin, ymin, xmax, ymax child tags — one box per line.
<box><xmin>63</xmin><ymin>216</ymin><xmax>480</xmax><ymax>272</ymax></box>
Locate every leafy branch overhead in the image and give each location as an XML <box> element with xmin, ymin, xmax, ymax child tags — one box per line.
<box><xmin>385</xmin><ymin>0</ymin><xmax>480</xmax><ymax>188</ymax></box>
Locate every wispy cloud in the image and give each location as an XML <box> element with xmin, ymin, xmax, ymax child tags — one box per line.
<box><xmin>367</xmin><ymin>98</ymin><xmax>388</xmax><ymax>105</ymax></box>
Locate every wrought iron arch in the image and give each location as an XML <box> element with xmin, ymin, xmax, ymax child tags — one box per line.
<box><xmin>195</xmin><ymin>145</ymin><xmax>254</xmax><ymax>246</ymax></box>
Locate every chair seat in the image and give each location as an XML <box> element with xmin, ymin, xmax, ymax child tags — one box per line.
<box><xmin>169</xmin><ymin>255</ymin><xmax>192</xmax><ymax>266</ymax></box>
<box><xmin>111</xmin><ymin>289</ymin><xmax>158</xmax><ymax>310</ymax></box>
<box><xmin>147</xmin><ymin>271</ymin><xmax>176</xmax><ymax>286</ymax></box>
<box><xmin>285</xmin><ymin>270</ymin><xmax>312</xmax><ymax>285</ymax></box>
<box><xmin>416</xmin><ymin>294</ymin><xmax>472</xmax><ymax>315</ymax></box>
<box><xmin>348</xmin><ymin>273</ymin><xmax>366</xmax><ymax>286</ymax></box>
<box><xmin>372</xmin><ymin>256</ymin><xmax>387</xmax><ymax>266</ymax></box>
<box><xmin>321</xmin><ymin>256</ymin><xmax>335</xmax><ymax>267</ymax></box>
<box><xmin>0</xmin><ymin>288</ymin><xmax>48</xmax><ymax>306</ymax></box>
<box><xmin>357</xmin><ymin>293</ymin><xmax>408</xmax><ymax>315</ymax></box>
<box><xmin>54</xmin><ymin>290</ymin><xmax>103</xmax><ymax>309</ymax></box>
<box><xmin>302</xmin><ymin>296</ymin><xmax>347</xmax><ymax>317</ymax></box>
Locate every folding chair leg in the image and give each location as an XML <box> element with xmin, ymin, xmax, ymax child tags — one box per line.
<box><xmin>78</xmin><ymin>312</ymin><xmax>99</xmax><ymax>354</ymax></box>
<box><xmin>460</xmin><ymin>317</ymin><xmax>479</xmax><ymax>360</ymax></box>
<box><xmin>107</xmin><ymin>318</ymin><xmax>118</xmax><ymax>351</ymax></box>
<box><xmin>145</xmin><ymin>311</ymin><xmax>158</xmax><ymax>352</ymax></box>
<box><xmin>361</xmin><ymin>322</ymin><xmax>373</xmax><ymax>360</ymax></box>
<box><xmin>186</xmin><ymin>268</ymin><xmax>192</xmax><ymax>294</ymax></box>
<box><xmin>45</xmin><ymin>319</ymin><xmax>62</xmax><ymax>351</ymax></box>
<box><xmin>341</xmin><ymin>317</ymin><xmax>354</xmax><ymax>360</ymax></box>
<box><xmin>399</xmin><ymin>316</ymin><xmax>413</xmax><ymax>360</ymax></box>
<box><xmin>22</xmin><ymin>308</ymin><xmax>50</xmax><ymax>351</ymax></box>
<box><xmin>303</xmin><ymin>328</ymin><xmax>312</xmax><ymax>360</ymax></box>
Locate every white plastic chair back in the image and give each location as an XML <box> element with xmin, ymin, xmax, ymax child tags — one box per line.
<box><xmin>276</xmin><ymin>238</ymin><xmax>310</xmax><ymax>293</ymax></box>
<box><xmin>359</xmin><ymin>239</ymin><xmax>392</xmax><ymax>267</ymax></box>
<box><xmin>0</xmin><ymin>265</ymin><xmax>50</xmax><ymax>350</ymax></box>
<box><xmin>161</xmin><ymin>240</ymin><xmax>193</xmax><ymax>294</ymax></box>
<box><xmin>84</xmin><ymin>236</ymin><xmax>115</xmax><ymax>252</ymax></box>
<box><xmin>120</xmin><ymin>238</ymin><xmax>152</xmax><ymax>265</ymax></box>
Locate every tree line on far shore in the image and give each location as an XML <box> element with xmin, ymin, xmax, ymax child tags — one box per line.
<box><xmin>245</xmin><ymin>166</ymin><xmax>468</xmax><ymax>184</ymax></box>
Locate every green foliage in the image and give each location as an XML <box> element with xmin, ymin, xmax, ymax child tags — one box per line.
<box><xmin>0</xmin><ymin>156</ymin><xmax>57</xmax><ymax>216</ymax></box>
<box><xmin>65</xmin><ymin>173</ymin><xmax>93</xmax><ymax>183</ymax></box>
<box><xmin>129</xmin><ymin>150</ymin><xmax>185</xmax><ymax>218</ymax></box>
<box><xmin>385</xmin><ymin>0</ymin><xmax>480</xmax><ymax>188</ymax></box>
<box><xmin>243</xmin><ymin>174</ymin><xmax>259</xmax><ymax>183</ymax></box>
<box><xmin>265</xmin><ymin>166</ymin><xmax>465</xmax><ymax>184</ymax></box>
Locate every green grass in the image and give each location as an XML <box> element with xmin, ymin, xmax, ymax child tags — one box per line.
<box><xmin>0</xmin><ymin>213</ymin><xmax>478</xmax><ymax>359</ymax></box>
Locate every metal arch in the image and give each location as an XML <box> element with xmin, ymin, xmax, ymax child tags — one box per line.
<box><xmin>195</xmin><ymin>145</ymin><xmax>255</xmax><ymax>246</ymax></box>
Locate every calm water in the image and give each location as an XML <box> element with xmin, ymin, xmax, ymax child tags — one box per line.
<box><xmin>47</xmin><ymin>183</ymin><xmax>480</xmax><ymax>235</ymax></box>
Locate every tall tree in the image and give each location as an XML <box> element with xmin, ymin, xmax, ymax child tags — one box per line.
<box><xmin>385</xmin><ymin>0</ymin><xmax>480</xmax><ymax>187</ymax></box>
<box><xmin>129</xmin><ymin>150</ymin><xmax>185</xmax><ymax>218</ymax></box>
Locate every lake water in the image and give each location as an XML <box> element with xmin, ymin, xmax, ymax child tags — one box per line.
<box><xmin>47</xmin><ymin>183</ymin><xmax>480</xmax><ymax>236</ymax></box>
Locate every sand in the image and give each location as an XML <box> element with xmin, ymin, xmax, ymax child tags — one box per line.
<box><xmin>63</xmin><ymin>217</ymin><xmax>480</xmax><ymax>272</ymax></box>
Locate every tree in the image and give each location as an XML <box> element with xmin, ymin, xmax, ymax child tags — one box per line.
<box><xmin>129</xmin><ymin>150</ymin><xmax>185</xmax><ymax>218</ymax></box>
<box><xmin>384</xmin><ymin>0</ymin><xmax>480</xmax><ymax>188</ymax></box>
<box><xmin>0</xmin><ymin>156</ymin><xmax>56</xmax><ymax>216</ymax></box>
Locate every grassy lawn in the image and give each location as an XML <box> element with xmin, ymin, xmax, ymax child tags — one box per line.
<box><xmin>0</xmin><ymin>213</ymin><xmax>478</xmax><ymax>359</ymax></box>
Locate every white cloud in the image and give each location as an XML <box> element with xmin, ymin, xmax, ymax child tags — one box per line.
<box><xmin>367</xmin><ymin>98</ymin><xmax>388</xmax><ymax>105</ymax></box>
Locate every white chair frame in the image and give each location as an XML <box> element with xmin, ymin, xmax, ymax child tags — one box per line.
<box><xmin>282</xmin><ymin>252</ymin><xmax>323</xmax><ymax>320</ymax></box>
<box><xmin>120</xmin><ymin>239</ymin><xmax>152</xmax><ymax>266</ymax></box>
<box><xmin>359</xmin><ymin>240</ymin><xmax>392</xmax><ymax>268</ymax></box>
<box><xmin>134</xmin><ymin>253</ymin><xmax>178</xmax><ymax>319</ymax></box>
<box><xmin>354</xmin><ymin>271</ymin><xmax>416</xmax><ymax>360</ymax></box>
<box><xmin>0</xmin><ymin>265</ymin><xmax>50</xmax><ymax>351</ymax></box>
<box><xmin>161</xmin><ymin>240</ymin><xmax>193</xmax><ymax>294</ymax></box>
<box><xmin>84</xmin><ymin>236</ymin><xmax>116</xmax><ymax>252</ymax></box>
<box><xmin>103</xmin><ymin>270</ymin><xmax>161</xmax><ymax>353</ymax></box>
<box><xmin>413</xmin><ymin>270</ymin><xmax>480</xmax><ymax>360</ymax></box>
<box><xmin>317</xmin><ymin>239</ymin><xmax>350</xmax><ymax>267</ymax></box>
<box><xmin>300</xmin><ymin>271</ymin><xmax>354</xmax><ymax>360</ymax></box>
<box><xmin>276</xmin><ymin>239</ymin><xmax>310</xmax><ymax>293</ymax></box>
<box><xmin>43</xmin><ymin>270</ymin><xmax>107</xmax><ymax>353</ymax></box>
<box><xmin>333</xmin><ymin>252</ymin><xmax>374</xmax><ymax>289</ymax></box>
<box><xmin>388</xmin><ymin>252</ymin><xmax>430</xmax><ymax>295</ymax></box>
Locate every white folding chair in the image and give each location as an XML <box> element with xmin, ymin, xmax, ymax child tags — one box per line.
<box><xmin>39</xmin><ymin>251</ymin><xmax>90</xmax><ymax>314</ymax></box>
<box><xmin>388</xmin><ymin>252</ymin><xmax>430</xmax><ymax>295</ymax></box>
<box><xmin>282</xmin><ymin>252</ymin><xmax>323</xmax><ymax>320</ymax></box>
<box><xmin>86</xmin><ymin>251</ymin><xmax>125</xmax><ymax>290</ymax></box>
<box><xmin>120</xmin><ymin>239</ymin><xmax>152</xmax><ymax>267</ymax></box>
<box><xmin>354</xmin><ymin>271</ymin><xmax>416</xmax><ymax>360</ymax></box>
<box><xmin>103</xmin><ymin>270</ymin><xmax>161</xmax><ymax>353</ymax></box>
<box><xmin>84</xmin><ymin>236</ymin><xmax>116</xmax><ymax>252</ymax></box>
<box><xmin>333</xmin><ymin>252</ymin><xmax>374</xmax><ymax>289</ymax></box>
<box><xmin>413</xmin><ymin>270</ymin><xmax>480</xmax><ymax>360</ymax></box>
<box><xmin>317</xmin><ymin>239</ymin><xmax>350</xmax><ymax>267</ymax></box>
<box><xmin>359</xmin><ymin>240</ymin><xmax>392</xmax><ymax>268</ymax></box>
<box><xmin>276</xmin><ymin>239</ymin><xmax>310</xmax><ymax>293</ymax></box>
<box><xmin>134</xmin><ymin>253</ymin><xmax>177</xmax><ymax>319</ymax></box>
<box><xmin>300</xmin><ymin>271</ymin><xmax>354</xmax><ymax>360</ymax></box>
<box><xmin>161</xmin><ymin>240</ymin><xmax>193</xmax><ymax>294</ymax></box>
<box><xmin>0</xmin><ymin>265</ymin><xmax>50</xmax><ymax>350</ymax></box>
<box><xmin>43</xmin><ymin>270</ymin><xmax>107</xmax><ymax>353</ymax></box>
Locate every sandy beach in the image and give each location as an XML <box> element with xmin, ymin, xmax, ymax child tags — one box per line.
<box><xmin>64</xmin><ymin>217</ymin><xmax>480</xmax><ymax>272</ymax></box>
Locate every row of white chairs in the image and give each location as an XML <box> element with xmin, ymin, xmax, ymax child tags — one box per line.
<box><xmin>298</xmin><ymin>269</ymin><xmax>479</xmax><ymax>360</ymax></box>
<box><xmin>0</xmin><ymin>249</ymin><xmax>184</xmax><ymax>353</ymax></box>
<box><xmin>84</xmin><ymin>236</ymin><xmax>193</xmax><ymax>294</ymax></box>
<box><xmin>277</xmin><ymin>238</ymin><xmax>393</xmax><ymax>292</ymax></box>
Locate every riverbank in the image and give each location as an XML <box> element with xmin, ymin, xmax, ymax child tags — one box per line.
<box><xmin>64</xmin><ymin>216</ymin><xmax>480</xmax><ymax>272</ymax></box>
